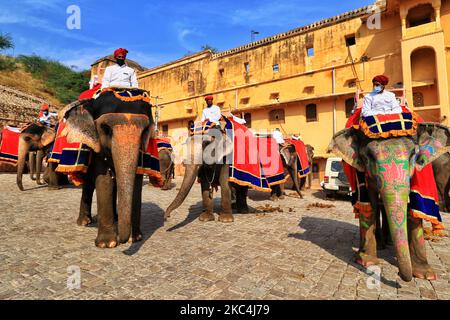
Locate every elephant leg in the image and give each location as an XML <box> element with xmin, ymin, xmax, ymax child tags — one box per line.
<box><xmin>47</xmin><ymin>162</ymin><xmax>61</xmax><ymax>190</ymax></box>
<box><xmin>94</xmin><ymin>163</ymin><xmax>117</xmax><ymax>249</ymax></box>
<box><xmin>408</xmin><ymin>215</ymin><xmax>436</xmax><ymax>280</ymax></box>
<box><xmin>279</xmin><ymin>183</ymin><xmax>286</xmax><ymax>199</ymax></box>
<box><xmin>199</xmin><ymin>185</ymin><xmax>215</xmax><ymax>222</ymax></box>
<box><xmin>235</xmin><ymin>185</ymin><xmax>249</xmax><ymax>213</ymax></box>
<box><xmin>375</xmin><ymin>205</ymin><xmax>386</xmax><ymax>250</ymax></box>
<box><xmin>270</xmin><ymin>185</ymin><xmax>282</xmax><ymax>201</ymax></box>
<box><xmin>35</xmin><ymin>150</ymin><xmax>44</xmax><ymax>185</ymax></box>
<box><xmin>113</xmin><ymin>180</ymin><xmax>118</xmax><ymax>223</ymax></box>
<box><xmin>445</xmin><ymin>180</ymin><xmax>450</xmax><ymax>213</ymax></box>
<box><xmin>131</xmin><ymin>174</ymin><xmax>143</xmax><ymax>243</ymax></box>
<box><xmin>219</xmin><ymin>165</ymin><xmax>234</xmax><ymax>223</ymax></box>
<box><xmin>355</xmin><ymin>188</ymin><xmax>379</xmax><ymax>267</ymax></box>
<box><xmin>29</xmin><ymin>152</ymin><xmax>36</xmax><ymax>181</ymax></box>
<box><xmin>77</xmin><ymin>173</ymin><xmax>94</xmax><ymax>226</ymax></box>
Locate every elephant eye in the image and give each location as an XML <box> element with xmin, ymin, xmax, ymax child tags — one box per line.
<box><xmin>100</xmin><ymin>123</ymin><xmax>112</xmax><ymax>136</ymax></box>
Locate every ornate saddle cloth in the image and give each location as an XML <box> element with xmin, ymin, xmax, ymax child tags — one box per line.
<box><xmin>189</xmin><ymin>120</ymin><xmax>217</xmax><ymax>136</ymax></box>
<box><xmin>94</xmin><ymin>87</ymin><xmax>151</xmax><ymax>104</ymax></box>
<box><xmin>359</xmin><ymin>112</ymin><xmax>418</xmax><ymax>139</ymax></box>
<box><xmin>0</xmin><ymin>126</ymin><xmax>20</xmax><ymax>164</ymax></box>
<box><xmin>285</xmin><ymin>139</ymin><xmax>311</xmax><ymax>178</ymax></box>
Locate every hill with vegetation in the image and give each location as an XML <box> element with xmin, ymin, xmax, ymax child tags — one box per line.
<box><xmin>0</xmin><ymin>33</ymin><xmax>90</xmax><ymax>107</ymax></box>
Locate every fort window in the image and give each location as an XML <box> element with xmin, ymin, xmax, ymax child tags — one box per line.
<box><xmin>273</xmin><ymin>64</ymin><xmax>280</xmax><ymax>73</ymax></box>
<box><xmin>244</xmin><ymin>113</ymin><xmax>252</xmax><ymax>128</ymax></box>
<box><xmin>269</xmin><ymin>109</ymin><xmax>285</xmax><ymax>124</ymax></box>
<box><xmin>345</xmin><ymin>35</ymin><xmax>356</xmax><ymax>47</ymax></box>
<box><xmin>219</xmin><ymin>68</ymin><xmax>225</xmax><ymax>77</ymax></box>
<box><xmin>413</xmin><ymin>92</ymin><xmax>425</xmax><ymax>107</ymax></box>
<box><xmin>345</xmin><ymin>98</ymin><xmax>355</xmax><ymax>118</ymax></box>
<box><xmin>306</xmin><ymin>104</ymin><xmax>317</xmax><ymax>122</ymax></box>
<box><xmin>407</xmin><ymin>4</ymin><xmax>435</xmax><ymax>28</ymax></box>
<box><xmin>187</xmin><ymin>81</ymin><xmax>195</xmax><ymax>94</ymax></box>
<box><xmin>307</xmin><ymin>46</ymin><xmax>314</xmax><ymax>57</ymax></box>
<box><xmin>162</xmin><ymin>124</ymin><xmax>169</xmax><ymax>136</ymax></box>
<box><xmin>244</xmin><ymin>62</ymin><xmax>250</xmax><ymax>75</ymax></box>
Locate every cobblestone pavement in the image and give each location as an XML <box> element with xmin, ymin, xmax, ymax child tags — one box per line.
<box><xmin>0</xmin><ymin>173</ymin><xmax>449</xmax><ymax>300</ymax></box>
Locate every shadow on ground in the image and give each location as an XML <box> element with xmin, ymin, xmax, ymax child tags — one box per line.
<box><xmin>288</xmin><ymin>216</ymin><xmax>399</xmax><ymax>288</ymax></box>
<box><xmin>122</xmin><ymin>201</ymin><xmax>165</xmax><ymax>256</ymax></box>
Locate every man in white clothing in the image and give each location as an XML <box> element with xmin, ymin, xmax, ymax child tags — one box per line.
<box><xmin>272</xmin><ymin>128</ymin><xmax>285</xmax><ymax>145</ymax></box>
<box><xmin>362</xmin><ymin>75</ymin><xmax>401</xmax><ymax>118</ymax></box>
<box><xmin>39</xmin><ymin>104</ymin><xmax>57</xmax><ymax>127</ymax></box>
<box><xmin>101</xmin><ymin>48</ymin><xmax>139</xmax><ymax>89</ymax></box>
<box><xmin>201</xmin><ymin>95</ymin><xmax>222</xmax><ymax>125</ymax></box>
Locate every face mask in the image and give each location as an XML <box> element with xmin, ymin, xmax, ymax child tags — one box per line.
<box><xmin>373</xmin><ymin>85</ymin><xmax>383</xmax><ymax>93</ymax></box>
<box><xmin>116</xmin><ymin>58</ymin><xmax>125</xmax><ymax>66</ymax></box>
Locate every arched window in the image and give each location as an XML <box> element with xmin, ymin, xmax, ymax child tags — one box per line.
<box><xmin>306</xmin><ymin>104</ymin><xmax>317</xmax><ymax>122</ymax></box>
<box><xmin>345</xmin><ymin>98</ymin><xmax>355</xmax><ymax>118</ymax></box>
<box><xmin>269</xmin><ymin>109</ymin><xmax>285</xmax><ymax>124</ymax></box>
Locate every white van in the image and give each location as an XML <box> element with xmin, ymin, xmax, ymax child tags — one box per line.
<box><xmin>321</xmin><ymin>157</ymin><xmax>351</xmax><ymax>197</ymax></box>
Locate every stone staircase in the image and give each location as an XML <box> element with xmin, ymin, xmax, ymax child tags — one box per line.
<box><xmin>0</xmin><ymin>84</ymin><xmax>48</xmax><ymax>127</ymax></box>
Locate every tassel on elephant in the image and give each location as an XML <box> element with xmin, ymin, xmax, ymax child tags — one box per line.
<box><xmin>61</xmin><ymin>95</ymin><xmax>154</xmax><ymax>249</ymax></box>
<box><xmin>329</xmin><ymin>123</ymin><xmax>450</xmax><ymax>282</ymax></box>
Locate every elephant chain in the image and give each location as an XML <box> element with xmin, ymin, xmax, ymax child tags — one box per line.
<box><xmin>206</xmin><ymin>168</ymin><xmax>216</xmax><ymax>199</ymax></box>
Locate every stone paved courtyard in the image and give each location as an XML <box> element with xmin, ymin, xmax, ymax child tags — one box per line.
<box><xmin>0</xmin><ymin>173</ymin><xmax>449</xmax><ymax>300</ymax></box>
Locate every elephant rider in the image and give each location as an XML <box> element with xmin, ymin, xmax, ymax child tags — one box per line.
<box><xmin>361</xmin><ymin>75</ymin><xmax>402</xmax><ymax>117</ymax></box>
<box><xmin>101</xmin><ymin>48</ymin><xmax>139</xmax><ymax>89</ymax></box>
<box><xmin>39</xmin><ymin>104</ymin><xmax>58</xmax><ymax>127</ymax></box>
<box><xmin>201</xmin><ymin>95</ymin><xmax>246</xmax><ymax>130</ymax></box>
<box><xmin>292</xmin><ymin>133</ymin><xmax>302</xmax><ymax>141</ymax></box>
<box><xmin>272</xmin><ymin>128</ymin><xmax>287</xmax><ymax>146</ymax></box>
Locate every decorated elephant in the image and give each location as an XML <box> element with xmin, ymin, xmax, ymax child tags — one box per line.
<box><xmin>300</xmin><ymin>144</ymin><xmax>315</xmax><ymax>189</ymax></box>
<box><xmin>432</xmin><ymin>152</ymin><xmax>450</xmax><ymax>213</ymax></box>
<box><xmin>165</xmin><ymin>126</ymin><xmax>237</xmax><ymax>223</ymax></box>
<box><xmin>16</xmin><ymin>123</ymin><xmax>61</xmax><ymax>191</ymax></box>
<box><xmin>61</xmin><ymin>90</ymin><xmax>154</xmax><ymax>248</ymax></box>
<box><xmin>155</xmin><ymin>148</ymin><xmax>174</xmax><ymax>191</ymax></box>
<box><xmin>329</xmin><ymin>123</ymin><xmax>450</xmax><ymax>281</ymax></box>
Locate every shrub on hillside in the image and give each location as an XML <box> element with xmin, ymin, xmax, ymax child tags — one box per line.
<box><xmin>0</xmin><ymin>55</ymin><xmax>17</xmax><ymax>71</ymax></box>
<box><xmin>17</xmin><ymin>55</ymin><xmax>90</xmax><ymax>104</ymax></box>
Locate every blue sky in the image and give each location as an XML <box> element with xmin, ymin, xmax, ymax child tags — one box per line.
<box><xmin>0</xmin><ymin>0</ymin><xmax>374</xmax><ymax>71</ymax></box>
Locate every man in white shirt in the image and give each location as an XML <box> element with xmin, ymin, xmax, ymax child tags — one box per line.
<box><xmin>272</xmin><ymin>128</ymin><xmax>285</xmax><ymax>145</ymax></box>
<box><xmin>101</xmin><ymin>48</ymin><xmax>139</xmax><ymax>89</ymax></box>
<box><xmin>201</xmin><ymin>95</ymin><xmax>222</xmax><ymax>125</ymax></box>
<box><xmin>361</xmin><ymin>75</ymin><xmax>402</xmax><ymax>118</ymax></box>
<box><xmin>39</xmin><ymin>104</ymin><xmax>57</xmax><ymax>127</ymax></box>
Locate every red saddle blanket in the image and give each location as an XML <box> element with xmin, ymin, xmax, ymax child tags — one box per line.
<box><xmin>285</xmin><ymin>139</ymin><xmax>311</xmax><ymax>178</ymax></box>
<box><xmin>0</xmin><ymin>126</ymin><xmax>20</xmax><ymax>164</ymax></box>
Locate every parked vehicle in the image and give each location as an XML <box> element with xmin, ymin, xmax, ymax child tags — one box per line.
<box><xmin>321</xmin><ymin>157</ymin><xmax>351</xmax><ymax>197</ymax></box>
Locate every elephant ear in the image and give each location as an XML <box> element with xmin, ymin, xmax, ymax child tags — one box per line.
<box><xmin>415</xmin><ymin>123</ymin><xmax>450</xmax><ymax>171</ymax></box>
<box><xmin>328</xmin><ymin>128</ymin><xmax>365</xmax><ymax>172</ymax></box>
<box><xmin>41</xmin><ymin>127</ymin><xmax>56</xmax><ymax>147</ymax></box>
<box><xmin>60</xmin><ymin>100</ymin><xmax>100</xmax><ymax>153</ymax></box>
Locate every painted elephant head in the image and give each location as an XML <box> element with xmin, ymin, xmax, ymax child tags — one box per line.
<box><xmin>165</xmin><ymin>127</ymin><xmax>233</xmax><ymax>219</ymax></box>
<box><xmin>329</xmin><ymin>123</ymin><xmax>450</xmax><ymax>281</ymax></box>
<box><xmin>17</xmin><ymin>123</ymin><xmax>56</xmax><ymax>191</ymax></box>
<box><xmin>61</xmin><ymin>96</ymin><xmax>153</xmax><ymax>244</ymax></box>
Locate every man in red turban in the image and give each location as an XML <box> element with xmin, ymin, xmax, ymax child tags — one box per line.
<box><xmin>101</xmin><ymin>48</ymin><xmax>138</xmax><ymax>89</ymax></box>
<box><xmin>361</xmin><ymin>74</ymin><xmax>401</xmax><ymax>117</ymax></box>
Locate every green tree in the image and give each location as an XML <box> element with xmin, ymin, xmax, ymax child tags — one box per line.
<box><xmin>201</xmin><ymin>45</ymin><xmax>218</xmax><ymax>54</ymax></box>
<box><xmin>0</xmin><ymin>33</ymin><xmax>14</xmax><ymax>51</ymax></box>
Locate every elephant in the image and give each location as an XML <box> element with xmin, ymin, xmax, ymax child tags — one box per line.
<box><xmin>165</xmin><ymin>127</ymin><xmax>245</xmax><ymax>223</ymax></box>
<box><xmin>329</xmin><ymin>123</ymin><xmax>450</xmax><ymax>282</ymax></box>
<box><xmin>61</xmin><ymin>93</ymin><xmax>153</xmax><ymax>249</ymax></box>
<box><xmin>432</xmin><ymin>152</ymin><xmax>450</xmax><ymax>213</ymax></box>
<box><xmin>154</xmin><ymin>148</ymin><xmax>175</xmax><ymax>190</ymax></box>
<box><xmin>300</xmin><ymin>144</ymin><xmax>315</xmax><ymax>190</ymax></box>
<box><xmin>270</xmin><ymin>144</ymin><xmax>304</xmax><ymax>200</ymax></box>
<box><xmin>16</xmin><ymin>123</ymin><xmax>60</xmax><ymax>191</ymax></box>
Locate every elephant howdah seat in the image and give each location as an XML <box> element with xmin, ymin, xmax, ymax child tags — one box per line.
<box><xmin>358</xmin><ymin>111</ymin><xmax>419</xmax><ymax>139</ymax></box>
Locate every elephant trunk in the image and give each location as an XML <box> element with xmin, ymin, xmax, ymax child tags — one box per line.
<box><xmin>16</xmin><ymin>137</ymin><xmax>30</xmax><ymax>191</ymax></box>
<box><xmin>165</xmin><ymin>163</ymin><xmax>200</xmax><ymax>220</ymax></box>
<box><xmin>381</xmin><ymin>190</ymin><xmax>413</xmax><ymax>282</ymax></box>
<box><xmin>111</xmin><ymin>125</ymin><xmax>141</xmax><ymax>244</ymax></box>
